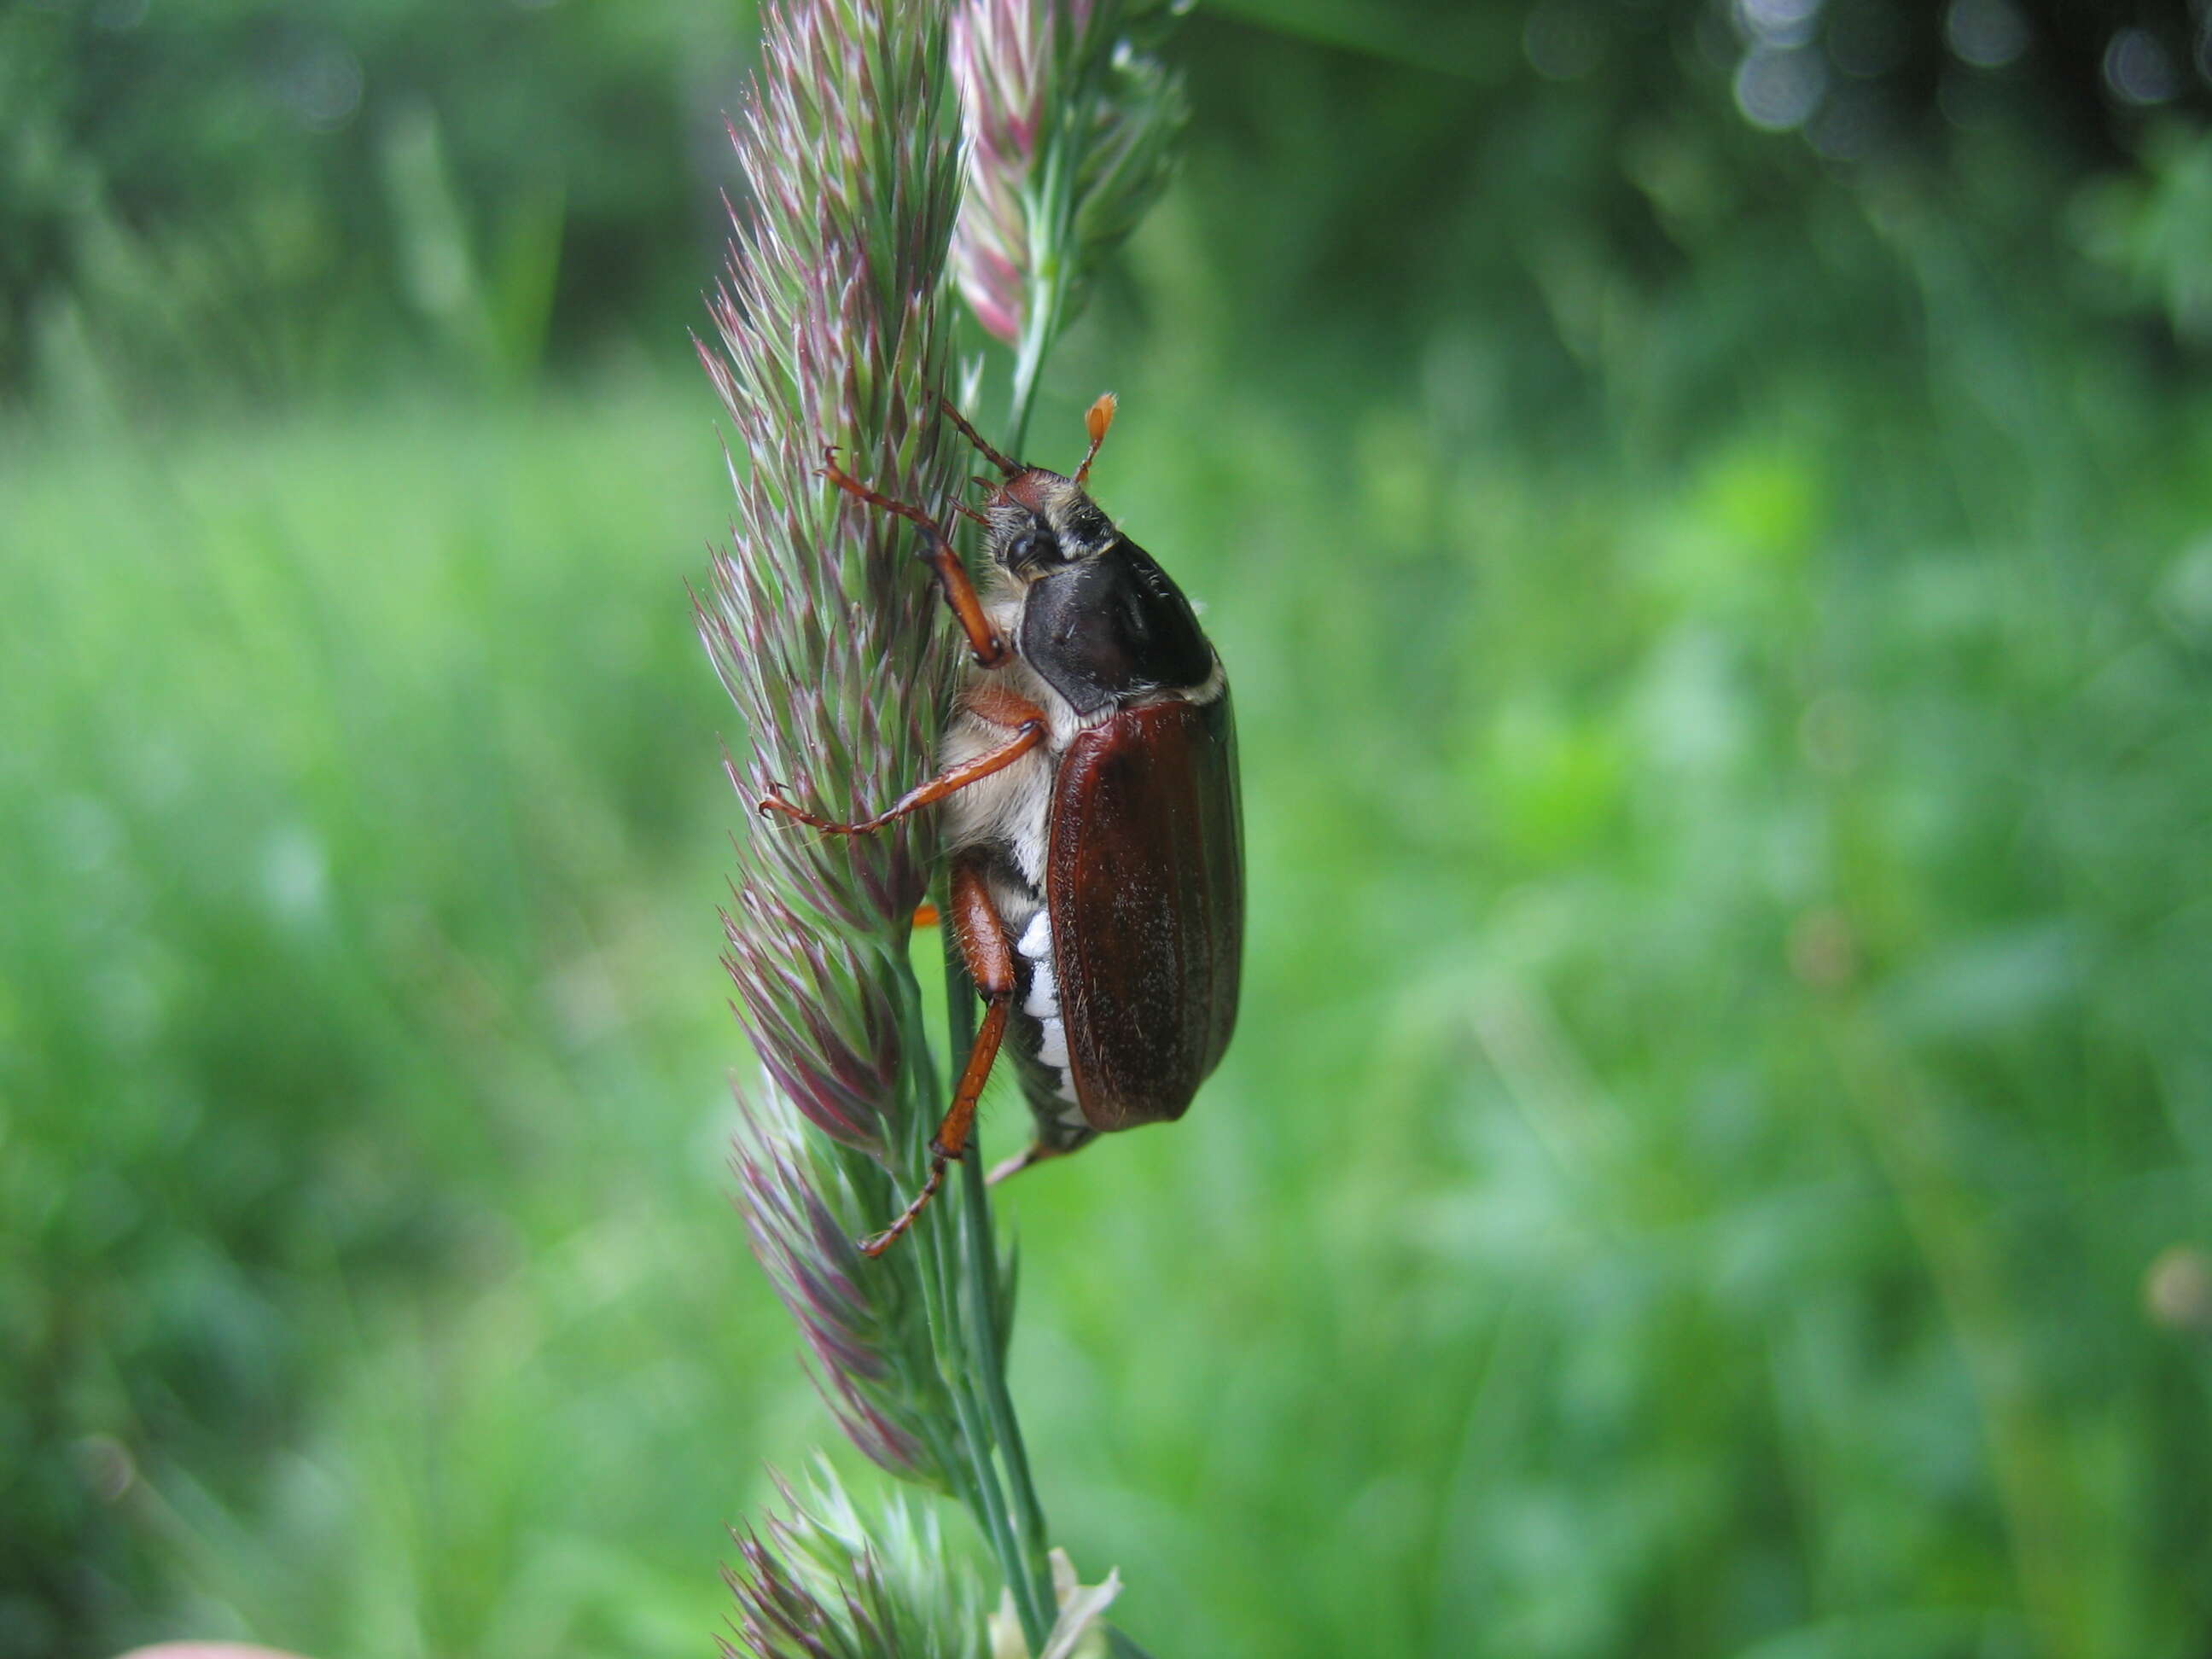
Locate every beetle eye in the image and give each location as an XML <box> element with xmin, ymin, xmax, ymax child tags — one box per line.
<box><xmin>1006</xmin><ymin>528</ymin><xmax>1062</xmax><ymax>569</ymax></box>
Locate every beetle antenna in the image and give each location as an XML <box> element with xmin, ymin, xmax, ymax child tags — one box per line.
<box><xmin>1074</xmin><ymin>392</ymin><xmax>1117</xmax><ymax>488</ymax></box>
<box><xmin>939</xmin><ymin>397</ymin><xmax>1022</xmax><ymax>477</ymax></box>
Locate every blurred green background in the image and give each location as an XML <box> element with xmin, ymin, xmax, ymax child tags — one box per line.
<box><xmin>6</xmin><ymin>1</ymin><xmax>2212</xmax><ymax>1655</ymax></box>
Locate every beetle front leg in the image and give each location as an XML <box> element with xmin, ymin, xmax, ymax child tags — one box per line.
<box><xmin>757</xmin><ymin>717</ymin><xmax>1045</xmax><ymax>835</ymax></box>
<box><xmin>860</xmin><ymin>855</ymin><xmax>1016</xmax><ymax>1256</ymax></box>
<box><xmin>819</xmin><ymin>448</ymin><xmax>1010</xmax><ymax>669</ymax></box>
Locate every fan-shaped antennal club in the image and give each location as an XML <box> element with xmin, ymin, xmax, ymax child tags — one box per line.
<box><xmin>1074</xmin><ymin>393</ymin><xmax>1117</xmax><ymax>488</ymax></box>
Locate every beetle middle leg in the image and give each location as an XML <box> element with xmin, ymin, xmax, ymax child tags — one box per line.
<box><xmin>757</xmin><ymin>713</ymin><xmax>1045</xmax><ymax>834</ymax></box>
<box><xmin>860</xmin><ymin>853</ymin><xmax>1016</xmax><ymax>1256</ymax></box>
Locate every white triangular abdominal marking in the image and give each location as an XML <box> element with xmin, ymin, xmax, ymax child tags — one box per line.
<box><xmin>1023</xmin><ymin>956</ymin><xmax>1058</xmax><ymax>1020</ymax></box>
<box><xmin>1010</xmin><ymin>910</ymin><xmax>1079</xmax><ymax>1103</ymax></box>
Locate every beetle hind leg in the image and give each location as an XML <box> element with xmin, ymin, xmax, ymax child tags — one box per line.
<box><xmin>859</xmin><ymin>855</ymin><xmax>1018</xmax><ymax>1257</ymax></box>
<box><xmin>985</xmin><ymin>1129</ymin><xmax>1097</xmax><ymax>1187</ymax></box>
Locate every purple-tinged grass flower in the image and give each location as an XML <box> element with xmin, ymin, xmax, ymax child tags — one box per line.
<box><xmin>720</xmin><ymin>885</ymin><xmax>905</xmax><ymax>1155</ymax></box>
<box><xmin>697</xmin><ymin>0</ymin><xmax>961</xmax><ymax>1133</ymax></box>
<box><xmin>725</xmin><ymin>1464</ymin><xmax>988</xmax><ymax>1659</ymax></box>
<box><xmin>700</xmin><ymin>0</ymin><xmax>972</xmax><ymax>1492</ymax></box>
<box><xmin>734</xmin><ymin>1098</ymin><xmax>957</xmax><ymax>1490</ymax></box>
<box><xmin>701</xmin><ymin>0</ymin><xmax>965</xmax><ymax>946</ymax></box>
<box><xmin>950</xmin><ymin>0</ymin><xmax>1187</xmax><ymax>373</ymax></box>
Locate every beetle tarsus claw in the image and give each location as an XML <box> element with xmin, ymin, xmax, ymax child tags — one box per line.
<box><xmin>856</xmin><ymin>1158</ymin><xmax>949</xmax><ymax>1257</ymax></box>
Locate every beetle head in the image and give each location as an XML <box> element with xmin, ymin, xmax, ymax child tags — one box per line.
<box><xmin>986</xmin><ymin>471</ymin><xmax>1119</xmax><ymax>581</ymax></box>
<box><xmin>938</xmin><ymin>393</ymin><xmax>1122</xmax><ymax>584</ymax></box>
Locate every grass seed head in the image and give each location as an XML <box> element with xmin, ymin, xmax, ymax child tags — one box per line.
<box><xmin>950</xmin><ymin>0</ymin><xmax>1189</xmax><ymax>343</ymax></box>
<box><xmin>723</xmin><ymin>1464</ymin><xmax>988</xmax><ymax>1659</ymax></box>
<box><xmin>701</xmin><ymin>0</ymin><xmax>969</xmax><ymax>1484</ymax></box>
<box><xmin>734</xmin><ymin>1105</ymin><xmax>959</xmax><ymax>1489</ymax></box>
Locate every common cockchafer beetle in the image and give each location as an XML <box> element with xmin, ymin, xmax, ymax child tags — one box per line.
<box><xmin>760</xmin><ymin>394</ymin><xmax>1243</xmax><ymax>1254</ymax></box>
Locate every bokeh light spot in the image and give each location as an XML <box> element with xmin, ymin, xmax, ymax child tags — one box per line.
<box><xmin>1735</xmin><ymin>46</ymin><xmax>1828</xmax><ymax>131</ymax></box>
<box><xmin>2105</xmin><ymin>27</ymin><xmax>2180</xmax><ymax>107</ymax></box>
<box><xmin>282</xmin><ymin>39</ymin><xmax>365</xmax><ymax>132</ymax></box>
<box><xmin>1738</xmin><ymin>0</ymin><xmax>1824</xmax><ymax>49</ymax></box>
<box><xmin>1945</xmin><ymin>0</ymin><xmax>2029</xmax><ymax>70</ymax></box>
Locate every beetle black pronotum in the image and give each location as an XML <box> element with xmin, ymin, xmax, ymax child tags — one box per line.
<box><xmin>760</xmin><ymin>394</ymin><xmax>1243</xmax><ymax>1254</ymax></box>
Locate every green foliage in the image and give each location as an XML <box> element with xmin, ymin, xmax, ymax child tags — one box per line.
<box><xmin>0</xmin><ymin>379</ymin><xmax>757</xmax><ymax>1655</ymax></box>
<box><xmin>0</xmin><ymin>0</ymin><xmax>742</xmax><ymax>405</ymax></box>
